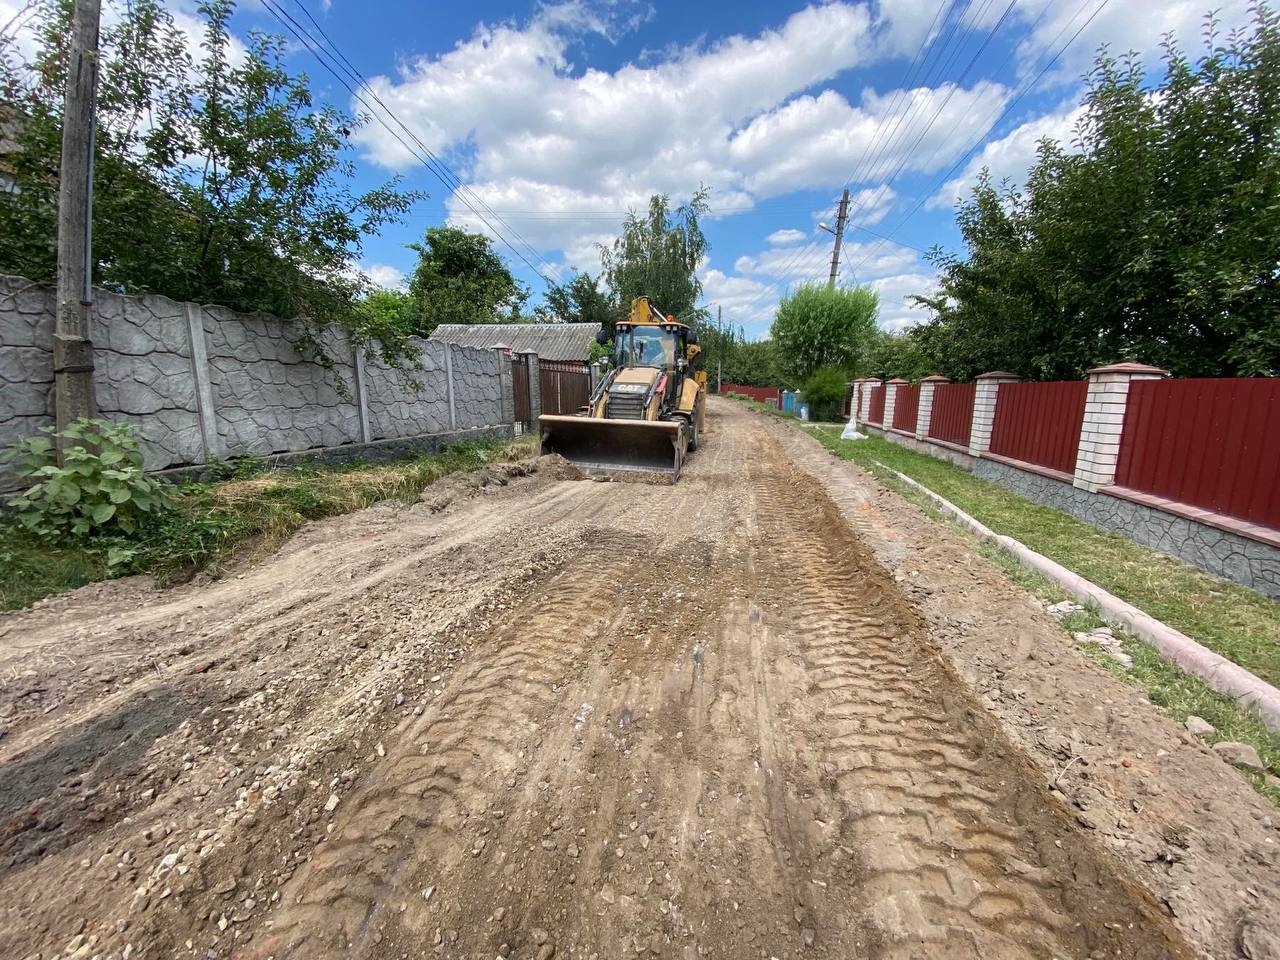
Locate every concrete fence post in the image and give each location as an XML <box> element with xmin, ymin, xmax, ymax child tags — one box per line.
<box><xmin>883</xmin><ymin>378</ymin><xmax>908</xmax><ymax>430</ymax></box>
<box><xmin>182</xmin><ymin>302</ymin><xmax>221</xmax><ymax>463</ymax></box>
<box><xmin>519</xmin><ymin>350</ymin><xmax>541</xmax><ymax>424</ymax></box>
<box><xmin>1073</xmin><ymin>362</ymin><xmax>1169</xmax><ymax>492</ymax></box>
<box><xmin>443</xmin><ymin>342</ymin><xmax>457</xmax><ymax>431</ymax></box>
<box><xmin>969</xmin><ymin>371</ymin><xmax>1020</xmax><ymax>457</ymax></box>
<box><xmin>495</xmin><ymin>348</ymin><xmax>515</xmax><ymax>427</ymax></box>
<box><xmin>916</xmin><ymin>375</ymin><xmax>949</xmax><ymax>440</ymax></box>
<box><xmin>352</xmin><ymin>342</ymin><xmax>372</xmax><ymax>443</ymax></box>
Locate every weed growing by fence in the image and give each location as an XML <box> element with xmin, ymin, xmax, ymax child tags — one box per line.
<box><xmin>1</xmin><ymin>437</ymin><xmax>536</xmax><ymax>610</ymax></box>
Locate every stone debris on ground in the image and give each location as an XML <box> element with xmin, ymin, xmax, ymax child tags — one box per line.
<box><xmin>1071</xmin><ymin>625</ymin><xmax>1134</xmax><ymax>668</ymax></box>
<box><xmin>0</xmin><ymin>398</ymin><xmax>1274</xmax><ymax>960</ymax></box>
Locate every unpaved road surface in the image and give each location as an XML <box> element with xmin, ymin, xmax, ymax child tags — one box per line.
<box><xmin>2</xmin><ymin>398</ymin><xmax>1277</xmax><ymax>960</ymax></box>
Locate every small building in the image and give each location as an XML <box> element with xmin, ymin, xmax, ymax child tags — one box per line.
<box><xmin>429</xmin><ymin>323</ymin><xmax>600</xmax><ymax>367</ymax></box>
<box><xmin>430</xmin><ymin>323</ymin><xmax>601</xmax><ymax>416</ymax></box>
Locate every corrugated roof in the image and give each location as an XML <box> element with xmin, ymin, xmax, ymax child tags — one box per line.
<box><xmin>429</xmin><ymin>323</ymin><xmax>600</xmax><ymax>362</ymax></box>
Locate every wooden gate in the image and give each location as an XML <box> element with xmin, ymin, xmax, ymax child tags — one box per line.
<box><xmin>540</xmin><ymin>360</ymin><xmax>591</xmax><ymax>415</ymax></box>
<box><xmin>511</xmin><ymin>356</ymin><xmax>531</xmax><ymax>428</ymax></box>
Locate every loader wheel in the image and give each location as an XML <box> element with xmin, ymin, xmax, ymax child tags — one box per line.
<box><xmin>687</xmin><ymin>409</ymin><xmax>700</xmax><ymax>451</ymax></box>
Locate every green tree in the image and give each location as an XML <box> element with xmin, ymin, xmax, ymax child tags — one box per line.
<box><xmin>600</xmin><ymin>189</ymin><xmax>710</xmax><ymax>337</ymax></box>
<box><xmin>770</xmin><ymin>283</ymin><xmax>879</xmax><ymax>382</ymax></box>
<box><xmin>918</xmin><ymin>5</ymin><xmax>1280</xmax><ymax>379</ymax></box>
<box><xmin>801</xmin><ymin>367</ymin><xmax>848</xmax><ymax>422</ymax></box>
<box><xmin>537</xmin><ymin>270</ymin><xmax>612</xmax><ymax>326</ymax></box>
<box><xmin>357</xmin><ymin>289</ymin><xmax>419</xmax><ymax>334</ymax></box>
<box><xmin>0</xmin><ymin>0</ymin><xmax>419</xmax><ymax>360</ymax></box>
<box><xmin>864</xmin><ymin>329</ymin><xmax>933</xmax><ymax>380</ymax></box>
<box><xmin>406</xmin><ymin>226</ymin><xmax>527</xmax><ymax>336</ymax></box>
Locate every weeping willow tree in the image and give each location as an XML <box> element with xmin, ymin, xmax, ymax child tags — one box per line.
<box><xmin>599</xmin><ymin>189</ymin><xmax>710</xmax><ymax>338</ymax></box>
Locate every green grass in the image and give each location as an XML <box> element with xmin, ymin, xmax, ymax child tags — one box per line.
<box><xmin>809</xmin><ymin>426</ymin><xmax>1280</xmax><ymax>691</ymax></box>
<box><xmin>801</xmin><ymin>424</ymin><xmax>1280</xmax><ymax>803</ymax></box>
<box><xmin>0</xmin><ymin>437</ymin><xmax>536</xmax><ymax>611</ymax></box>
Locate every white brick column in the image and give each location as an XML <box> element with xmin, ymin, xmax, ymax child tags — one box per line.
<box><xmin>883</xmin><ymin>378</ymin><xmax>907</xmax><ymax>429</ymax></box>
<box><xmin>1073</xmin><ymin>362</ymin><xmax>1169</xmax><ymax>492</ymax></box>
<box><xmin>915</xmin><ymin>375</ymin><xmax>948</xmax><ymax>439</ymax></box>
<box><xmin>969</xmin><ymin>371</ymin><xmax>1019</xmax><ymax>457</ymax></box>
<box><xmin>856</xmin><ymin>378</ymin><xmax>878</xmax><ymax>423</ymax></box>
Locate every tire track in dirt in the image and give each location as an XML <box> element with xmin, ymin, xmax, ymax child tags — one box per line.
<box><xmin>258</xmin><ymin>533</ymin><xmax>669</xmax><ymax>956</ymax></box>
<box><xmin>746</xmin><ymin>445</ymin><xmax>1192</xmax><ymax>960</ymax></box>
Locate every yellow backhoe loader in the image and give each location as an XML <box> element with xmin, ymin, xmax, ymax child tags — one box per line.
<box><xmin>538</xmin><ymin>297</ymin><xmax>706</xmax><ymax>481</ymax></box>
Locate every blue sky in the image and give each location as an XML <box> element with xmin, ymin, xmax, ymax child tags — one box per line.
<box><xmin>8</xmin><ymin>0</ymin><xmax>1257</xmax><ymax>336</ymax></box>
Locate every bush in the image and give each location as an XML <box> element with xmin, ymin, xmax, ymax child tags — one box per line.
<box><xmin>3</xmin><ymin>419</ymin><xmax>173</xmax><ymax>552</ymax></box>
<box><xmin>802</xmin><ymin>367</ymin><xmax>849</xmax><ymax>422</ymax></box>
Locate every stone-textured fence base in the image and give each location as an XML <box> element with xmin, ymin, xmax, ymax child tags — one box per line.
<box><xmin>0</xmin><ymin>275</ymin><xmax>510</xmax><ymax>489</ymax></box>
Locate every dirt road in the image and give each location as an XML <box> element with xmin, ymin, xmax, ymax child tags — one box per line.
<box><xmin>2</xmin><ymin>398</ymin><xmax>1276</xmax><ymax>959</ymax></box>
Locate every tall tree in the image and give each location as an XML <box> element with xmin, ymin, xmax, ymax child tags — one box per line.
<box><xmin>536</xmin><ymin>270</ymin><xmax>612</xmax><ymax>326</ymax></box>
<box><xmin>0</xmin><ymin>0</ymin><xmax>419</xmax><ymax>360</ymax></box>
<box><xmin>406</xmin><ymin>226</ymin><xmax>527</xmax><ymax>335</ymax></box>
<box><xmin>770</xmin><ymin>283</ymin><xmax>879</xmax><ymax>382</ymax></box>
<box><xmin>600</xmin><ymin>189</ymin><xmax>709</xmax><ymax>337</ymax></box>
<box><xmin>917</xmin><ymin>5</ymin><xmax>1280</xmax><ymax>379</ymax></box>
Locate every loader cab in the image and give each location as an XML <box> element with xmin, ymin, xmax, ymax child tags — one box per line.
<box><xmin>613</xmin><ymin>321</ymin><xmax>698</xmax><ymax>402</ymax></box>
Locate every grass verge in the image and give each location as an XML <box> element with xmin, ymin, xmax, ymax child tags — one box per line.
<box><xmin>802</xmin><ymin>423</ymin><xmax>1280</xmax><ymax>804</ymax></box>
<box><xmin>0</xmin><ymin>437</ymin><xmax>536</xmax><ymax>611</ymax></box>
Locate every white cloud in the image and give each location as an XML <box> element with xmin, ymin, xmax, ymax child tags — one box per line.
<box><xmin>729</xmin><ymin>81</ymin><xmax>1009</xmax><ymax>197</ymax></box>
<box><xmin>767</xmin><ymin>228</ymin><xmax>807</xmax><ymax>246</ymax></box>
<box><xmin>354</xmin><ymin>3</ymin><xmax>976</xmax><ymax>266</ymax></box>
<box><xmin>362</xmin><ymin>262</ymin><xmax>408</xmax><ymax>290</ymax></box>
<box><xmin>699</xmin><ymin>266</ymin><xmax>778</xmax><ymax>337</ymax></box>
<box><xmin>991</xmin><ymin>0</ymin><xmax>1256</xmax><ymax>83</ymax></box>
<box><xmin>928</xmin><ymin>101</ymin><xmax>1082</xmax><ymax>208</ymax></box>
<box><xmin>869</xmin><ymin>272</ymin><xmax>937</xmax><ymax>333</ymax></box>
<box><xmin>738</xmin><ymin>238</ymin><xmax>918</xmax><ymax>283</ymax></box>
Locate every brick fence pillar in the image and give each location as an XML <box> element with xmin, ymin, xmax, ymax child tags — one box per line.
<box><xmin>969</xmin><ymin>371</ymin><xmax>1019</xmax><ymax>457</ymax></box>
<box><xmin>518</xmin><ymin>349</ymin><xmax>541</xmax><ymax>425</ymax></box>
<box><xmin>1073</xmin><ymin>362</ymin><xmax>1169</xmax><ymax>492</ymax></box>
<box><xmin>915</xmin><ymin>375</ymin><xmax>949</xmax><ymax>439</ymax></box>
<box><xmin>856</xmin><ymin>378</ymin><xmax>878</xmax><ymax>423</ymax></box>
<box><xmin>883</xmin><ymin>378</ymin><xmax>908</xmax><ymax>429</ymax></box>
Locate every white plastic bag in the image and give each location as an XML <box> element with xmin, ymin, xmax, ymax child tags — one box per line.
<box><xmin>840</xmin><ymin>419</ymin><xmax>866</xmax><ymax>440</ymax></box>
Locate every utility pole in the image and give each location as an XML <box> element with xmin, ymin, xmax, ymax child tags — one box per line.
<box><xmin>54</xmin><ymin>0</ymin><xmax>101</xmax><ymax>436</ymax></box>
<box><xmin>826</xmin><ymin>187</ymin><xmax>849</xmax><ymax>289</ymax></box>
<box><xmin>716</xmin><ymin>305</ymin><xmax>722</xmax><ymax>393</ymax></box>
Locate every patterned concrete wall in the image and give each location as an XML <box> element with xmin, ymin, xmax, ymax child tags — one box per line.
<box><xmin>0</xmin><ymin>277</ymin><xmax>204</xmax><ymax>485</ymax></box>
<box><xmin>203</xmin><ymin>306</ymin><xmax>359</xmax><ymax>457</ymax></box>
<box><xmin>363</xmin><ymin>339</ymin><xmax>451</xmax><ymax>440</ymax></box>
<box><xmin>972</xmin><ymin>457</ymin><xmax>1280</xmax><ymax>600</ymax></box>
<box><xmin>0</xmin><ymin>275</ymin><xmax>512</xmax><ymax>489</ymax></box>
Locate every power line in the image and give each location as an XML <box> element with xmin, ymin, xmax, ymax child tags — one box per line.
<box><xmin>258</xmin><ymin>0</ymin><xmax>563</xmax><ymax>288</ymax></box>
<box><xmin>845</xmin><ymin>0</ymin><xmax>1112</xmax><ymax>280</ymax></box>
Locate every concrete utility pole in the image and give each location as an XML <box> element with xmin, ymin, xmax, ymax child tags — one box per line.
<box><xmin>827</xmin><ymin>187</ymin><xmax>849</xmax><ymax>289</ymax></box>
<box><xmin>716</xmin><ymin>305</ymin><xmax>722</xmax><ymax>393</ymax></box>
<box><xmin>54</xmin><ymin>0</ymin><xmax>101</xmax><ymax>435</ymax></box>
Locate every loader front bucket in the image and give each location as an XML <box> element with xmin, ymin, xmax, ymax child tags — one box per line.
<box><xmin>538</xmin><ymin>415</ymin><xmax>685</xmax><ymax>481</ymax></box>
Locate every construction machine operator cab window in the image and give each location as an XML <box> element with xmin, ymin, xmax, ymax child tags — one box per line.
<box><xmin>617</xmin><ymin>328</ymin><xmax>677</xmax><ymax>369</ymax></box>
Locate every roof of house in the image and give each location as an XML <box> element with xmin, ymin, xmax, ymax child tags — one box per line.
<box><xmin>429</xmin><ymin>323</ymin><xmax>600</xmax><ymax>362</ymax></box>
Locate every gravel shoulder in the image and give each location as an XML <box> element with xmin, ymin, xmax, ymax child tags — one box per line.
<box><xmin>0</xmin><ymin>398</ymin><xmax>1273</xmax><ymax>960</ymax></box>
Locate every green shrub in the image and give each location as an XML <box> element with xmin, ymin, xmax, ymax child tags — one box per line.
<box><xmin>802</xmin><ymin>366</ymin><xmax>849</xmax><ymax>421</ymax></box>
<box><xmin>3</xmin><ymin>419</ymin><xmax>173</xmax><ymax>549</ymax></box>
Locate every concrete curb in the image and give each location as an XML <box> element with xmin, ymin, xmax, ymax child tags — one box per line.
<box><xmin>873</xmin><ymin>461</ymin><xmax>1280</xmax><ymax>734</ymax></box>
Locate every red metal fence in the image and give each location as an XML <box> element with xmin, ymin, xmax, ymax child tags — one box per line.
<box><xmin>722</xmin><ymin>383</ymin><xmax>780</xmax><ymax>407</ymax></box>
<box><xmin>1114</xmin><ymin>378</ymin><xmax>1280</xmax><ymax>528</ymax></box>
<box><xmin>868</xmin><ymin>385</ymin><xmax>886</xmax><ymax>425</ymax></box>
<box><xmin>928</xmin><ymin>383</ymin><xmax>975</xmax><ymax>448</ymax></box>
<box><xmin>989</xmin><ymin>381</ymin><xmax>1088</xmax><ymax>476</ymax></box>
<box><xmin>891</xmin><ymin>384</ymin><xmax>920</xmax><ymax>433</ymax></box>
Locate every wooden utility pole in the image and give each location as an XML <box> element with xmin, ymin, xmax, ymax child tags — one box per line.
<box><xmin>827</xmin><ymin>187</ymin><xmax>849</xmax><ymax>289</ymax></box>
<box><xmin>54</xmin><ymin>0</ymin><xmax>101</xmax><ymax>434</ymax></box>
